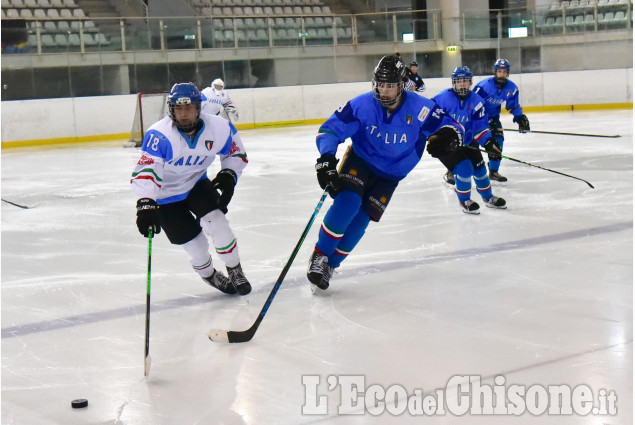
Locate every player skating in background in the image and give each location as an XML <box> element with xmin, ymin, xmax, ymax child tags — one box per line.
<box><xmin>131</xmin><ymin>82</ymin><xmax>251</xmax><ymax>296</ymax></box>
<box><xmin>201</xmin><ymin>78</ymin><xmax>239</xmax><ymax>123</ymax></box>
<box><xmin>432</xmin><ymin>66</ymin><xmax>507</xmax><ymax>214</ymax></box>
<box><xmin>307</xmin><ymin>54</ymin><xmax>464</xmax><ymax>291</ymax></box>
<box><xmin>473</xmin><ymin>59</ymin><xmax>530</xmax><ymax>182</ymax></box>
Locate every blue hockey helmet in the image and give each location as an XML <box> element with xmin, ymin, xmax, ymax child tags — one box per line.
<box><xmin>372</xmin><ymin>54</ymin><xmax>407</xmax><ymax>107</ymax></box>
<box><xmin>493</xmin><ymin>58</ymin><xmax>510</xmax><ymax>85</ymax></box>
<box><xmin>167</xmin><ymin>82</ymin><xmax>202</xmax><ymax>132</ymax></box>
<box><xmin>451</xmin><ymin>66</ymin><xmax>473</xmax><ymax>97</ymax></box>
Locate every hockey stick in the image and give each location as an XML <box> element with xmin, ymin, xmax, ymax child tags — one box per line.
<box><xmin>208</xmin><ymin>189</ymin><xmax>329</xmax><ymax>343</ymax></box>
<box><xmin>144</xmin><ymin>229</ymin><xmax>153</xmax><ymax>376</ymax></box>
<box><xmin>503</xmin><ymin>128</ymin><xmax>620</xmax><ymax>138</ymax></box>
<box><xmin>469</xmin><ymin>146</ymin><xmax>595</xmax><ymax>189</ymax></box>
<box><xmin>2</xmin><ymin>198</ymin><xmax>31</xmax><ymax>209</ymax></box>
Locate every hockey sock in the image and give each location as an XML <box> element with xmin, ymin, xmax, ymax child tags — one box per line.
<box><xmin>474</xmin><ymin>164</ymin><xmax>493</xmax><ymax>200</ymax></box>
<box><xmin>328</xmin><ymin>209</ymin><xmax>371</xmax><ymax>268</ymax></box>
<box><xmin>182</xmin><ymin>231</ymin><xmax>215</xmax><ymax>277</ymax></box>
<box><xmin>453</xmin><ymin>160</ymin><xmax>474</xmax><ymax>203</ymax></box>
<box><xmin>200</xmin><ymin>209</ymin><xmax>240</xmax><ymax>268</ymax></box>
<box><xmin>316</xmin><ymin>190</ymin><xmax>362</xmax><ymax>258</ymax></box>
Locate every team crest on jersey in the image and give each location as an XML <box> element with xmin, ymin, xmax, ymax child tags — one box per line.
<box><xmin>405</xmin><ymin>115</ymin><xmax>413</xmax><ymax>125</ymax></box>
<box><xmin>205</xmin><ymin>140</ymin><xmax>214</xmax><ymax>150</ymax></box>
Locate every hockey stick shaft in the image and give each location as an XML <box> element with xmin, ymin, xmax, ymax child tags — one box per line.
<box><xmin>144</xmin><ymin>229</ymin><xmax>153</xmax><ymax>376</ymax></box>
<box><xmin>208</xmin><ymin>189</ymin><xmax>329</xmax><ymax>343</ymax></box>
<box><xmin>470</xmin><ymin>146</ymin><xmax>594</xmax><ymax>189</ymax></box>
<box><xmin>503</xmin><ymin>128</ymin><xmax>620</xmax><ymax>138</ymax></box>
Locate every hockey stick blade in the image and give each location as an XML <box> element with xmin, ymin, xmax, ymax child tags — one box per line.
<box><xmin>208</xmin><ymin>189</ymin><xmax>329</xmax><ymax>344</ymax></box>
<box><xmin>503</xmin><ymin>128</ymin><xmax>620</xmax><ymax>138</ymax></box>
<box><xmin>2</xmin><ymin>198</ymin><xmax>31</xmax><ymax>209</ymax></box>
<box><xmin>144</xmin><ymin>354</ymin><xmax>152</xmax><ymax>377</ymax></box>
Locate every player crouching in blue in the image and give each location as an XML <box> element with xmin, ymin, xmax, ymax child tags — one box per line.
<box><xmin>433</xmin><ymin>66</ymin><xmax>507</xmax><ymax>214</ymax></box>
<box><xmin>306</xmin><ymin>54</ymin><xmax>464</xmax><ymax>291</ymax></box>
<box><xmin>131</xmin><ymin>82</ymin><xmax>251</xmax><ymax>296</ymax></box>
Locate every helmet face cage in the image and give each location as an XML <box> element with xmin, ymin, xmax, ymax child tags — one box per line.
<box><xmin>212</xmin><ymin>78</ymin><xmax>224</xmax><ymax>92</ymax></box>
<box><xmin>372</xmin><ymin>55</ymin><xmax>407</xmax><ymax>107</ymax></box>
<box><xmin>451</xmin><ymin>66</ymin><xmax>473</xmax><ymax>97</ymax></box>
<box><xmin>493</xmin><ymin>59</ymin><xmax>510</xmax><ymax>84</ymax></box>
<box><xmin>167</xmin><ymin>82</ymin><xmax>202</xmax><ymax>132</ymax></box>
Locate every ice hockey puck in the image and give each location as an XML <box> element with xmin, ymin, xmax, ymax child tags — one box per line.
<box><xmin>71</xmin><ymin>399</ymin><xmax>88</xmax><ymax>408</ymax></box>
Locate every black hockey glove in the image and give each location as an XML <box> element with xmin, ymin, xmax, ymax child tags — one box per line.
<box><xmin>315</xmin><ymin>153</ymin><xmax>340</xmax><ymax>197</ymax></box>
<box><xmin>136</xmin><ymin>198</ymin><xmax>161</xmax><ymax>237</ymax></box>
<box><xmin>484</xmin><ymin>138</ymin><xmax>502</xmax><ymax>156</ymax></box>
<box><xmin>514</xmin><ymin>114</ymin><xmax>530</xmax><ymax>133</ymax></box>
<box><xmin>488</xmin><ymin>117</ymin><xmax>504</xmax><ymax>139</ymax></box>
<box><xmin>426</xmin><ymin>126</ymin><xmax>461</xmax><ymax>158</ymax></box>
<box><xmin>211</xmin><ymin>169</ymin><xmax>237</xmax><ymax>212</ymax></box>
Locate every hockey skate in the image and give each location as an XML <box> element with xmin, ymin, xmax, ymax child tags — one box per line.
<box><xmin>227</xmin><ymin>263</ymin><xmax>252</xmax><ymax>295</ymax></box>
<box><xmin>485</xmin><ymin>196</ymin><xmax>507</xmax><ymax>209</ymax></box>
<box><xmin>307</xmin><ymin>250</ymin><xmax>332</xmax><ymax>291</ymax></box>
<box><xmin>202</xmin><ymin>269</ymin><xmax>236</xmax><ymax>294</ymax></box>
<box><xmin>460</xmin><ymin>199</ymin><xmax>480</xmax><ymax>214</ymax></box>
<box><xmin>489</xmin><ymin>170</ymin><xmax>508</xmax><ymax>182</ymax></box>
<box><xmin>443</xmin><ymin>170</ymin><xmax>455</xmax><ymax>185</ymax></box>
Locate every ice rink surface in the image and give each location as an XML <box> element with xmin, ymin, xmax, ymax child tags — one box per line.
<box><xmin>1</xmin><ymin>110</ymin><xmax>632</xmax><ymax>424</ymax></box>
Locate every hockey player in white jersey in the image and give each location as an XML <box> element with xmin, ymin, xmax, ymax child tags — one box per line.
<box><xmin>131</xmin><ymin>82</ymin><xmax>251</xmax><ymax>296</ymax></box>
<box><xmin>201</xmin><ymin>78</ymin><xmax>239</xmax><ymax>123</ymax></box>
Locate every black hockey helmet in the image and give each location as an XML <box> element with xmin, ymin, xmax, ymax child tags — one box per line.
<box><xmin>372</xmin><ymin>54</ymin><xmax>407</xmax><ymax>107</ymax></box>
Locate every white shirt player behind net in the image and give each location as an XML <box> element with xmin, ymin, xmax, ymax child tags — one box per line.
<box><xmin>201</xmin><ymin>78</ymin><xmax>239</xmax><ymax>122</ymax></box>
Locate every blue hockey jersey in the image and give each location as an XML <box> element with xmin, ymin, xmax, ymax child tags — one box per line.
<box><xmin>316</xmin><ymin>91</ymin><xmax>463</xmax><ymax>180</ymax></box>
<box><xmin>432</xmin><ymin>89</ymin><xmax>491</xmax><ymax>146</ymax></box>
<box><xmin>473</xmin><ymin>77</ymin><xmax>524</xmax><ymax>119</ymax></box>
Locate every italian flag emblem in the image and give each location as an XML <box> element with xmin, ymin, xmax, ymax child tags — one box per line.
<box><xmin>405</xmin><ymin>115</ymin><xmax>412</xmax><ymax>125</ymax></box>
<box><xmin>205</xmin><ymin>140</ymin><xmax>214</xmax><ymax>150</ymax></box>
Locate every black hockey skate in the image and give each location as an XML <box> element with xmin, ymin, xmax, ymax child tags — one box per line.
<box><xmin>307</xmin><ymin>250</ymin><xmax>332</xmax><ymax>291</ymax></box>
<box><xmin>485</xmin><ymin>196</ymin><xmax>507</xmax><ymax>209</ymax></box>
<box><xmin>489</xmin><ymin>170</ymin><xmax>508</xmax><ymax>182</ymax></box>
<box><xmin>443</xmin><ymin>170</ymin><xmax>455</xmax><ymax>185</ymax></box>
<box><xmin>460</xmin><ymin>199</ymin><xmax>480</xmax><ymax>215</ymax></box>
<box><xmin>202</xmin><ymin>269</ymin><xmax>236</xmax><ymax>294</ymax></box>
<box><xmin>227</xmin><ymin>263</ymin><xmax>252</xmax><ymax>295</ymax></box>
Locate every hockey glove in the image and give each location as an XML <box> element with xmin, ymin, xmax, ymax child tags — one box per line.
<box><xmin>488</xmin><ymin>117</ymin><xmax>504</xmax><ymax>139</ymax></box>
<box><xmin>211</xmin><ymin>169</ymin><xmax>237</xmax><ymax>212</ymax></box>
<box><xmin>136</xmin><ymin>198</ymin><xmax>161</xmax><ymax>237</ymax></box>
<box><xmin>315</xmin><ymin>153</ymin><xmax>340</xmax><ymax>197</ymax></box>
<box><xmin>426</xmin><ymin>126</ymin><xmax>461</xmax><ymax>158</ymax></box>
<box><xmin>514</xmin><ymin>114</ymin><xmax>530</xmax><ymax>133</ymax></box>
<box><xmin>484</xmin><ymin>138</ymin><xmax>502</xmax><ymax>156</ymax></box>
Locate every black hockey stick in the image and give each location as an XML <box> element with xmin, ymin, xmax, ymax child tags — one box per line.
<box><xmin>208</xmin><ymin>189</ymin><xmax>329</xmax><ymax>343</ymax></box>
<box><xmin>503</xmin><ymin>128</ymin><xmax>620</xmax><ymax>138</ymax></box>
<box><xmin>144</xmin><ymin>229</ymin><xmax>153</xmax><ymax>376</ymax></box>
<box><xmin>469</xmin><ymin>146</ymin><xmax>595</xmax><ymax>189</ymax></box>
<box><xmin>2</xmin><ymin>198</ymin><xmax>31</xmax><ymax>209</ymax></box>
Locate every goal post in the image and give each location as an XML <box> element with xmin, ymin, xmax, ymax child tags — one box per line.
<box><xmin>125</xmin><ymin>91</ymin><xmax>169</xmax><ymax>147</ymax></box>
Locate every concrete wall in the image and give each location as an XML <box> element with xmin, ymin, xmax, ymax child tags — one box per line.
<box><xmin>1</xmin><ymin>68</ymin><xmax>632</xmax><ymax>147</ymax></box>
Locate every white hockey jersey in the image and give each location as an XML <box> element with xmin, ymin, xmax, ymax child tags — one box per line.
<box><xmin>131</xmin><ymin>112</ymin><xmax>248</xmax><ymax>205</ymax></box>
<box><xmin>201</xmin><ymin>87</ymin><xmax>239</xmax><ymax>121</ymax></box>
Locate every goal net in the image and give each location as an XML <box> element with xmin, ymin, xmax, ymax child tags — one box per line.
<box><xmin>125</xmin><ymin>91</ymin><xmax>169</xmax><ymax>147</ymax></box>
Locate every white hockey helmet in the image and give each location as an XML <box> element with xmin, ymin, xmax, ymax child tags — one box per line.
<box><xmin>212</xmin><ymin>78</ymin><xmax>224</xmax><ymax>91</ymax></box>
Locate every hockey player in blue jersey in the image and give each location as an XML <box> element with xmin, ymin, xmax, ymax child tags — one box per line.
<box><xmin>474</xmin><ymin>59</ymin><xmax>530</xmax><ymax>182</ymax></box>
<box><xmin>131</xmin><ymin>82</ymin><xmax>251</xmax><ymax>296</ymax></box>
<box><xmin>306</xmin><ymin>54</ymin><xmax>464</xmax><ymax>291</ymax></box>
<box><xmin>432</xmin><ymin>66</ymin><xmax>507</xmax><ymax>214</ymax></box>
